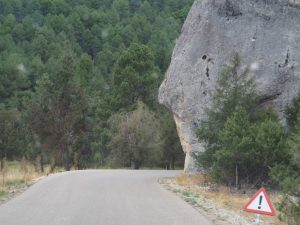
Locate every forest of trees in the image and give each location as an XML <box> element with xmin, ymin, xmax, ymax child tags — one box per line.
<box><xmin>0</xmin><ymin>0</ymin><xmax>195</xmax><ymax>170</ymax></box>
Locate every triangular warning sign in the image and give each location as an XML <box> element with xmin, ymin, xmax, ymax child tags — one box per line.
<box><xmin>243</xmin><ymin>187</ymin><xmax>276</xmax><ymax>216</ymax></box>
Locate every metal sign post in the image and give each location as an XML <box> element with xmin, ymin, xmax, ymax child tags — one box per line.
<box><xmin>254</xmin><ymin>214</ymin><xmax>260</xmax><ymax>225</ymax></box>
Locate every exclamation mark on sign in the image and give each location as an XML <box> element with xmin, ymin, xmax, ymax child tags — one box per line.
<box><xmin>258</xmin><ymin>195</ymin><xmax>263</xmax><ymax>209</ymax></box>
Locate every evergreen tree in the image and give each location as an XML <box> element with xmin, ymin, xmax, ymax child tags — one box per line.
<box><xmin>112</xmin><ymin>43</ymin><xmax>158</xmax><ymax>109</ymax></box>
<box><xmin>28</xmin><ymin>49</ymin><xmax>88</xmax><ymax>170</ymax></box>
<box><xmin>196</xmin><ymin>53</ymin><xmax>291</xmax><ymax>186</ymax></box>
<box><xmin>286</xmin><ymin>95</ymin><xmax>300</xmax><ymax>132</ymax></box>
<box><xmin>0</xmin><ymin>107</ymin><xmax>31</xmax><ymax>169</ymax></box>
<box><xmin>271</xmin><ymin>102</ymin><xmax>300</xmax><ymax>225</ymax></box>
<box><xmin>197</xmin><ymin>53</ymin><xmax>257</xmax><ymax>169</ymax></box>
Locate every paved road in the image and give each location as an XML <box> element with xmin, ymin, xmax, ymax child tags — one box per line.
<box><xmin>0</xmin><ymin>170</ymin><xmax>214</xmax><ymax>225</ymax></box>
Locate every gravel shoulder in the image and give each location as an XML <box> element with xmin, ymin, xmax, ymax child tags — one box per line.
<box><xmin>159</xmin><ymin>177</ymin><xmax>283</xmax><ymax>225</ymax></box>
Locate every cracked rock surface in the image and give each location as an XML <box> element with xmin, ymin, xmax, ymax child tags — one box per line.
<box><xmin>159</xmin><ymin>0</ymin><xmax>300</xmax><ymax>172</ymax></box>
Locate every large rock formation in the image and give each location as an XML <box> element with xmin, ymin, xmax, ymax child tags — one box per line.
<box><xmin>159</xmin><ymin>0</ymin><xmax>300</xmax><ymax>172</ymax></box>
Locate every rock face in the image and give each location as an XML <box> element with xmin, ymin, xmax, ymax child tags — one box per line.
<box><xmin>159</xmin><ymin>0</ymin><xmax>300</xmax><ymax>172</ymax></box>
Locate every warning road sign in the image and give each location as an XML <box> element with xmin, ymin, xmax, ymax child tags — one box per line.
<box><xmin>243</xmin><ymin>187</ymin><xmax>276</xmax><ymax>216</ymax></box>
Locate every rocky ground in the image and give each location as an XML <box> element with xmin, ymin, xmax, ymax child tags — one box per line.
<box><xmin>159</xmin><ymin>176</ymin><xmax>284</xmax><ymax>225</ymax></box>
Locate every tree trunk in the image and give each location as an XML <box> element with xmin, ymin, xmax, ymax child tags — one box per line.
<box><xmin>169</xmin><ymin>156</ymin><xmax>175</xmax><ymax>170</ymax></box>
<box><xmin>62</xmin><ymin>145</ymin><xmax>71</xmax><ymax>171</ymax></box>
<box><xmin>1</xmin><ymin>157</ymin><xmax>5</xmax><ymax>186</ymax></box>
<box><xmin>73</xmin><ymin>152</ymin><xmax>79</xmax><ymax>170</ymax></box>
<box><xmin>64</xmin><ymin>162</ymin><xmax>71</xmax><ymax>171</ymax></box>
<box><xmin>131</xmin><ymin>160</ymin><xmax>135</xmax><ymax>169</ymax></box>
<box><xmin>50</xmin><ymin>158</ymin><xmax>56</xmax><ymax>173</ymax></box>
<box><xmin>165</xmin><ymin>160</ymin><xmax>169</xmax><ymax>170</ymax></box>
<box><xmin>2</xmin><ymin>169</ymin><xmax>4</xmax><ymax>186</ymax></box>
<box><xmin>235</xmin><ymin>164</ymin><xmax>239</xmax><ymax>189</ymax></box>
<box><xmin>0</xmin><ymin>157</ymin><xmax>3</xmax><ymax>171</ymax></box>
<box><xmin>35</xmin><ymin>155</ymin><xmax>42</xmax><ymax>173</ymax></box>
<box><xmin>41</xmin><ymin>154</ymin><xmax>44</xmax><ymax>173</ymax></box>
<box><xmin>63</xmin><ymin>153</ymin><xmax>71</xmax><ymax>171</ymax></box>
<box><xmin>131</xmin><ymin>160</ymin><xmax>140</xmax><ymax>170</ymax></box>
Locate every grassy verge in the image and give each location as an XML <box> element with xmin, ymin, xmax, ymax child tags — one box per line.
<box><xmin>160</xmin><ymin>173</ymin><xmax>286</xmax><ymax>225</ymax></box>
<box><xmin>0</xmin><ymin>191</ymin><xmax>7</xmax><ymax>198</ymax></box>
<box><xmin>0</xmin><ymin>161</ymin><xmax>63</xmax><ymax>204</ymax></box>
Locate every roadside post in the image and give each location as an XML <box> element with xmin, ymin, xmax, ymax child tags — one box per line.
<box><xmin>243</xmin><ymin>187</ymin><xmax>276</xmax><ymax>225</ymax></box>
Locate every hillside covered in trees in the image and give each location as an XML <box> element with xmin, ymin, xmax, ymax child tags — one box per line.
<box><xmin>0</xmin><ymin>0</ymin><xmax>195</xmax><ymax>170</ymax></box>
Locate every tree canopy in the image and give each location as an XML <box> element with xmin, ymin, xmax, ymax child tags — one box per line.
<box><xmin>0</xmin><ymin>0</ymin><xmax>191</xmax><ymax>169</ymax></box>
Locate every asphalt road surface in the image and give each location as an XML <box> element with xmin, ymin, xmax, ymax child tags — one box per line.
<box><xmin>0</xmin><ymin>170</ymin><xmax>214</xmax><ymax>225</ymax></box>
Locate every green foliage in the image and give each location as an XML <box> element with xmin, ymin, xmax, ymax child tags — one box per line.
<box><xmin>0</xmin><ymin>108</ymin><xmax>30</xmax><ymax>161</ymax></box>
<box><xmin>286</xmin><ymin>95</ymin><xmax>300</xmax><ymax>132</ymax></box>
<box><xmin>213</xmin><ymin>106</ymin><xmax>253</xmax><ymax>182</ymax></box>
<box><xmin>0</xmin><ymin>0</ymin><xmax>194</xmax><ymax>168</ymax></box>
<box><xmin>271</xmin><ymin>164</ymin><xmax>300</xmax><ymax>225</ymax></box>
<box><xmin>196</xmin><ymin>53</ymin><xmax>291</xmax><ymax>186</ymax></box>
<box><xmin>0</xmin><ymin>53</ymin><xmax>30</xmax><ymax>104</ymax></box>
<box><xmin>271</xmin><ymin>109</ymin><xmax>300</xmax><ymax>225</ymax></box>
<box><xmin>108</xmin><ymin>102</ymin><xmax>161</xmax><ymax>169</ymax></box>
<box><xmin>289</xmin><ymin>114</ymin><xmax>300</xmax><ymax>169</ymax></box>
<box><xmin>196</xmin><ymin>53</ymin><xmax>255</xmax><ymax>168</ymax></box>
<box><xmin>160</xmin><ymin>111</ymin><xmax>184</xmax><ymax>169</ymax></box>
<box><xmin>112</xmin><ymin>43</ymin><xmax>157</xmax><ymax>109</ymax></box>
<box><xmin>27</xmin><ymin>49</ymin><xmax>88</xmax><ymax>170</ymax></box>
<box><xmin>197</xmin><ymin>53</ymin><xmax>256</xmax><ymax>149</ymax></box>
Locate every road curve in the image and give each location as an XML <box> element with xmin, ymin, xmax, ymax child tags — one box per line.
<box><xmin>0</xmin><ymin>170</ymin><xmax>214</xmax><ymax>225</ymax></box>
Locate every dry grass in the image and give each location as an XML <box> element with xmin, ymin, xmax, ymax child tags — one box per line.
<box><xmin>175</xmin><ymin>173</ymin><xmax>286</xmax><ymax>225</ymax></box>
<box><xmin>0</xmin><ymin>160</ymin><xmax>67</xmax><ymax>202</ymax></box>
<box><xmin>0</xmin><ymin>161</ymin><xmax>49</xmax><ymax>194</ymax></box>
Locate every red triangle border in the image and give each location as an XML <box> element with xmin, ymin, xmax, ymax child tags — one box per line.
<box><xmin>243</xmin><ymin>187</ymin><xmax>276</xmax><ymax>216</ymax></box>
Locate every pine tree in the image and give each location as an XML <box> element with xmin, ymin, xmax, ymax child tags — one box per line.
<box><xmin>112</xmin><ymin>43</ymin><xmax>158</xmax><ymax>109</ymax></box>
<box><xmin>28</xmin><ymin>48</ymin><xmax>88</xmax><ymax>170</ymax></box>
<box><xmin>197</xmin><ymin>53</ymin><xmax>256</xmax><ymax>170</ymax></box>
<box><xmin>196</xmin><ymin>53</ymin><xmax>291</xmax><ymax>186</ymax></box>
